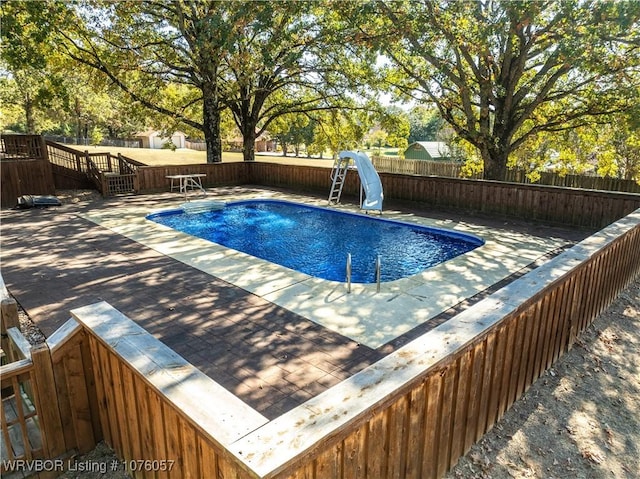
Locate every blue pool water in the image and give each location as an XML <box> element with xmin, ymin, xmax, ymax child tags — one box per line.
<box><xmin>147</xmin><ymin>200</ymin><xmax>483</xmax><ymax>283</ymax></box>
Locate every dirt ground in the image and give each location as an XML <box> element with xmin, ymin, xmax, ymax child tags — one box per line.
<box><xmin>446</xmin><ymin>278</ymin><xmax>640</xmax><ymax>479</ymax></box>
<box><xmin>53</xmin><ymin>278</ymin><xmax>640</xmax><ymax>479</ymax></box>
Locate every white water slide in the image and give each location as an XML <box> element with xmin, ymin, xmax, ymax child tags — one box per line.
<box><xmin>329</xmin><ymin>150</ymin><xmax>384</xmax><ymax>212</ymax></box>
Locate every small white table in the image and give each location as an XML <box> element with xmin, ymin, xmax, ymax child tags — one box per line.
<box><xmin>166</xmin><ymin>174</ymin><xmax>207</xmax><ymax>200</ymax></box>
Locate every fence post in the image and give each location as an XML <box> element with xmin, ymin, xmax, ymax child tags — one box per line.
<box><xmin>101</xmin><ymin>173</ymin><xmax>109</xmax><ymax>196</ymax></box>
<box><xmin>39</xmin><ymin>135</ymin><xmax>49</xmax><ymax>160</ymax></box>
<box><xmin>1</xmin><ymin>298</ymin><xmax>20</xmax><ymax>362</ymax></box>
<box><xmin>133</xmin><ymin>168</ymin><xmax>140</xmax><ymax>193</ymax></box>
<box><xmin>31</xmin><ymin>343</ymin><xmax>67</xmax><ymax>458</ymax></box>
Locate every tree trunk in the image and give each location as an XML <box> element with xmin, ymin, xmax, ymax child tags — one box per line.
<box><xmin>75</xmin><ymin>97</ymin><xmax>82</xmax><ymax>140</ymax></box>
<box><xmin>24</xmin><ymin>94</ymin><xmax>35</xmax><ymax>134</ymax></box>
<box><xmin>202</xmin><ymin>90</ymin><xmax>222</xmax><ymax>163</ymax></box>
<box><xmin>242</xmin><ymin>126</ymin><xmax>257</xmax><ymax>162</ymax></box>
<box><xmin>481</xmin><ymin>143</ymin><xmax>509</xmax><ymax>181</ymax></box>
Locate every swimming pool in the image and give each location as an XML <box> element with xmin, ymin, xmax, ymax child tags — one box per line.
<box><xmin>147</xmin><ymin>199</ymin><xmax>484</xmax><ymax>283</ymax></box>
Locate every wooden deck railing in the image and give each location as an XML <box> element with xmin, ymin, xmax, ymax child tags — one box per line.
<box><xmin>46</xmin><ymin>141</ymin><xmax>88</xmax><ymax>172</ymax></box>
<box><xmin>0</xmin><ymin>350</ymin><xmax>44</xmax><ymax>467</ymax></box>
<box><xmin>46</xmin><ymin>140</ymin><xmax>144</xmax><ymax>197</ymax></box>
<box><xmin>1</xmin><ymin>135</ymin><xmax>47</xmax><ymax>160</ymax></box>
<box><xmin>1</xmin><ymin>276</ymin><xmax>100</xmax><ymax>477</ymax></box>
<box><xmin>45</xmin><ymin>140</ymin><xmax>145</xmax><ymax>174</ymax></box>
<box><xmin>0</xmin><ymin>323</ymin><xmax>101</xmax><ymax>477</ymax></box>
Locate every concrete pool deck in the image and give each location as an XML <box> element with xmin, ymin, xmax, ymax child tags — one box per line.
<box><xmin>82</xmin><ymin>189</ymin><xmax>573</xmax><ymax>349</ymax></box>
<box><xmin>0</xmin><ymin>187</ymin><xmax>589</xmax><ymax>418</ymax></box>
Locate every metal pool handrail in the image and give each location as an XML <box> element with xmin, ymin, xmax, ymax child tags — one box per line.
<box><xmin>346</xmin><ymin>253</ymin><xmax>352</xmax><ymax>293</ymax></box>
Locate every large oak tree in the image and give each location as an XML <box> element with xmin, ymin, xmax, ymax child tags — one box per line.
<box><xmin>361</xmin><ymin>0</ymin><xmax>640</xmax><ymax>180</ymax></box>
<box><xmin>36</xmin><ymin>1</ymin><xmax>376</xmax><ymax>162</ymax></box>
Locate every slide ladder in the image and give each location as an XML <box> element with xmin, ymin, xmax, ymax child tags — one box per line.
<box><xmin>329</xmin><ymin>151</ymin><xmax>383</xmax><ymax>212</ymax></box>
<box><xmin>328</xmin><ymin>156</ymin><xmax>352</xmax><ymax>205</ymax></box>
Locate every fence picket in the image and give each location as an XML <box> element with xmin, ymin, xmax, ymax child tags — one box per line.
<box><xmin>30</xmin><ymin>343</ymin><xmax>66</xmax><ymax>458</ymax></box>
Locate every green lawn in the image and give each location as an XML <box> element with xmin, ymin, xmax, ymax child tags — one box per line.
<box><xmin>362</xmin><ymin>148</ymin><xmax>401</xmax><ymax>157</ymax></box>
<box><xmin>82</xmin><ymin>144</ymin><xmax>400</xmax><ymax>167</ymax></box>
<box><xmin>89</xmin><ymin>145</ymin><xmax>337</xmax><ymax>168</ymax></box>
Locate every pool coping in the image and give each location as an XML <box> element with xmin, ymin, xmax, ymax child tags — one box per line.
<box><xmin>80</xmin><ymin>190</ymin><xmax>571</xmax><ymax>349</ymax></box>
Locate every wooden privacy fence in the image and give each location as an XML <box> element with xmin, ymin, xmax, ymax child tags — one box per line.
<box><xmin>0</xmin><ymin>158</ymin><xmax>55</xmax><ymax>208</ymax></box>
<box><xmin>376</xmin><ymin>172</ymin><xmax>640</xmax><ymax>229</ymax></box>
<box><xmin>371</xmin><ymin>156</ymin><xmax>640</xmax><ymax>193</ymax></box>
<box><xmin>233</xmin><ymin>163</ymin><xmax>640</xmax><ymax>229</ymax></box>
<box><xmin>136</xmin><ymin>162</ymin><xmax>248</xmax><ymax>192</ymax></box>
<box><xmin>185</xmin><ymin>139</ymin><xmax>207</xmax><ymax>151</ymax></box>
<box><xmin>504</xmin><ymin>168</ymin><xmax>640</xmax><ymax>193</ymax></box>
<box><xmin>1</xmin><ymin>134</ymin><xmax>55</xmax><ymax>207</ymax></box>
<box><xmin>134</xmin><ymin>162</ymin><xmax>640</xmax><ymax>228</ymax></box>
<box><xmin>372</xmin><ymin>156</ymin><xmax>476</xmax><ymax>178</ymax></box>
<box><xmin>138</xmin><ymin>162</ymin><xmax>640</xmax><ymax>229</ymax></box>
<box><xmin>13</xmin><ymin>206</ymin><xmax>636</xmax><ymax>478</ymax></box>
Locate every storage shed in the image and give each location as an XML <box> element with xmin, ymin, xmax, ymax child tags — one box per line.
<box><xmin>404</xmin><ymin>141</ymin><xmax>451</xmax><ymax>161</ymax></box>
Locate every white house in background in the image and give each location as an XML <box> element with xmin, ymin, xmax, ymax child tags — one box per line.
<box><xmin>135</xmin><ymin>129</ymin><xmax>187</xmax><ymax>149</ymax></box>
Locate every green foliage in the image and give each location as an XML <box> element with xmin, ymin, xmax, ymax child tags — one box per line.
<box><xmin>0</xmin><ymin>1</ymin><xmax>148</xmax><ymax>138</ymax></box>
<box><xmin>0</xmin><ymin>68</ymin><xmax>56</xmax><ymax>133</ymax></box>
<box><xmin>218</xmin><ymin>1</ymin><xmax>379</xmax><ymax>160</ymax></box>
<box><xmin>408</xmin><ymin>106</ymin><xmax>443</xmax><ymax>143</ymax></box>
<box><xmin>358</xmin><ymin>0</ymin><xmax>640</xmax><ymax>180</ymax></box>
<box><xmin>89</xmin><ymin>126</ymin><xmax>104</xmax><ymax>146</ymax></box>
<box><xmin>12</xmin><ymin>1</ymin><xmax>383</xmax><ymax>162</ymax></box>
<box><xmin>512</xmin><ymin>111</ymin><xmax>640</xmax><ymax>183</ymax></box>
<box><xmin>268</xmin><ymin>113</ymin><xmax>312</xmax><ymax>156</ymax></box>
<box><xmin>161</xmin><ymin>140</ymin><xmax>177</xmax><ymax>152</ymax></box>
<box><xmin>459</xmin><ymin>156</ymin><xmax>484</xmax><ymax>179</ymax></box>
<box><xmin>379</xmin><ymin>107</ymin><xmax>410</xmax><ymax>153</ymax></box>
<box><xmin>4</xmin><ymin>0</ymin><xmax>639</xmax><ymax>180</ymax></box>
<box><xmin>310</xmin><ymin>110</ymin><xmax>369</xmax><ymax>158</ymax></box>
<box><xmin>368</xmin><ymin>129</ymin><xmax>388</xmax><ymax>155</ymax></box>
<box><xmin>447</xmin><ymin>134</ymin><xmax>483</xmax><ymax>178</ymax></box>
<box><xmin>0</xmin><ymin>1</ymin><xmax>71</xmax><ymax>70</ymax></box>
